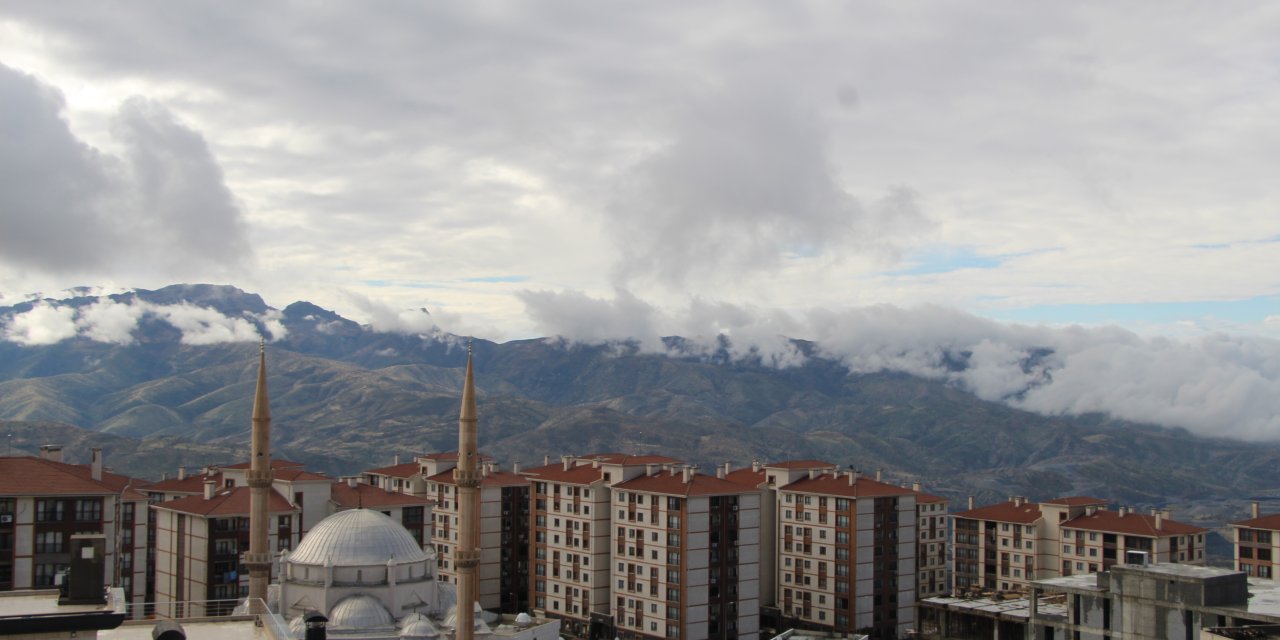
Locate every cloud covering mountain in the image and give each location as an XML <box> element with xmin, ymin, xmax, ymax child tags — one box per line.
<box><xmin>3</xmin><ymin>285</ymin><xmax>1279</xmax><ymax>443</ymax></box>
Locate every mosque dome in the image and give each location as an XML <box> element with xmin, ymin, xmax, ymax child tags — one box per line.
<box><xmin>329</xmin><ymin>594</ymin><xmax>395</xmax><ymax>629</ymax></box>
<box><xmin>289</xmin><ymin>509</ymin><xmax>429</xmax><ymax>566</ymax></box>
<box><xmin>399</xmin><ymin>613</ymin><xmax>441</xmax><ymax>638</ymax></box>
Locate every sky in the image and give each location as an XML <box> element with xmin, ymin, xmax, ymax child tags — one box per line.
<box><xmin>2</xmin><ymin>2</ymin><xmax>1280</xmax><ymax>439</ymax></box>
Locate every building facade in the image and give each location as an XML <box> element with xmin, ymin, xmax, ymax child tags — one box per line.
<box><xmin>1232</xmin><ymin>503</ymin><xmax>1279</xmax><ymax>579</ymax></box>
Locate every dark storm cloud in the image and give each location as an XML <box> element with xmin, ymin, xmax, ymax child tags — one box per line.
<box><xmin>0</xmin><ymin>65</ymin><xmax>250</xmax><ymax>278</ymax></box>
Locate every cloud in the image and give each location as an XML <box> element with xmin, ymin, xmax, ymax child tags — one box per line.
<box><xmin>2</xmin><ymin>302</ymin><xmax>78</xmax><ymax>345</ymax></box>
<box><xmin>606</xmin><ymin>79</ymin><xmax>928</xmax><ymax>287</ymax></box>
<box><xmin>0</xmin><ymin>65</ymin><xmax>251</xmax><ymax>280</ymax></box>
<box><xmin>342</xmin><ymin>290</ymin><xmax>463</xmax><ymax>338</ymax></box>
<box><xmin>519</xmin><ymin>288</ymin><xmax>1280</xmax><ymax>441</ymax></box>
<box><xmin>0</xmin><ymin>297</ymin><xmax>283</xmax><ymax>346</ymax></box>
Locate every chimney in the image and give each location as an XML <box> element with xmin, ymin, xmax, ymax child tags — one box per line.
<box><xmin>562</xmin><ymin>456</ymin><xmax>572</xmax><ymax>471</ymax></box>
<box><xmin>716</xmin><ymin>465</ymin><xmax>726</xmax><ymax>479</ymax></box>
<box><xmin>847</xmin><ymin>471</ymin><xmax>855</xmax><ymax>487</ymax></box>
<box><xmin>1119</xmin><ymin>506</ymin><xmax>1127</xmax><ymax>517</ymax></box>
<box><xmin>912</xmin><ymin>482</ymin><xmax>921</xmax><ymax>493</ymax></box>
<box><xmin>646</xmin><ymin>463</ymin><xmax>657</xmax><ymax>476</ymax></box>
<box><xmin>90</xmin><ymin>448</ymin><xmax>103</xmax><ymax>482</ymax></box>
<box><xmin>852</xmin><ymin>470</ymin><xmax>861</xmax><ymax>482</ymax></box>
<box><xmin>512</xmin><ymin>461</ymin><xmax>522</xmax><ymax>475</ymax></box>
<box><xmin>968</xmin><ymin>496</ymin><xmax>975</xmax><ymax>510</ymax></box>
<box><xmin>682</xmin><ymin>466</ymin><xmax>693</xmax><ymax>484</ymax></box>
<box><xmin>394</xmin><ymin>454</ymin><xmax>401</xmax><ymax>466</ymax></box>
<box><xmin>1014</xmin><ymin>496</ymin><xmax>1024</xmax><ymax>507</ymax></box>
<box><xmin>808</xmin><ymin>468</ymin><xmax>819</xmax><ymax>480</ymax></box>
<box><xmin>592</xmin><ymin>458</ymin><xmax>601</xmax><ymax>469</ymax></box>
<box><xmin>1155</xmin><ymin>512</ymin><xmax>1163</xmax><ymax>531</ymax></box>
<box><xmin>544</xmin><ymin>455</ymin><xmax>550</xmax><ymax>466</ymax></box>
<box><xmin>1253</xmin><ymin>501</ymin><xmax>1261</xmax><ymax>519</ymax></box>
<box><xmin>178</xmin><ymin>466</ymin><xmax>187</xmax><ymax>481</ymax></box>
<box><xmin>347</xmin><ymin>477</ymin><xmax>358</xmax><ymax>488</ymax></box>
<box><xmin>723</xmin><ymin>462</ymin><xmax>732</xmax><ymax>477</ymax></box>
<box><xmin>1086</xmin><ymin>505</ymin><xmax>1097</xmax><ymax>516</ymax></box>
<box><xmin>751</xmin><ymin>459</ymin><xmax>761</xmax><ymax>473</ymax></box>
<box><xmin>875</xmin><ymin>468</ymin><xmax>883</xmax><ymax>482</ymax></box>
<box><xmin>39</xmin><ymin>445</ymin><xmax>63</xmax><ymax>463</ymax></box>
<box><xmin>203</xmin><ymin>480</ymin><xmax>216</xmax><ymax>500</ymax></box>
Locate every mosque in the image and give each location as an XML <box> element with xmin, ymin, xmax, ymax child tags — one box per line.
<box><xmin>242</xmin><ymin>344</ymin><xmax>560</xmax><ymax>640</ymax></box>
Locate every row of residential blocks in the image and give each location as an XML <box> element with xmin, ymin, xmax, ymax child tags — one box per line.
<box><xmin>2</xmin><ymin>444</ymin><xmax>1277</xmax><ymax>639</ymax></box>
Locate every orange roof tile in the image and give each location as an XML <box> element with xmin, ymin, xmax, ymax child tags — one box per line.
<box><xmin>782</xmin><ymin>473</ymin><xmax>914</xmax><ymax>499</ymax></box>
<box><xmin>364</xmin><ymin>462</ymin><xmax>422</xmax><ymax>478</ymax></box>
<box><xmin>274</xmin><ymin>468</ymin><xmax>330</xmax><ymax>482</ymax></box>
<box><xmin>153</xmin><ymin>486</ymin><xmax>295</xmax><ymax>516</ymax></box>
<box><xmin>426</xmin><ymin>469</ymin><xmax>530</xmax><ymax>488</ymax></box>
<box><xmin>724</xmin><ymin>468</ymin><xmax>767</xmax><ymax>488</ymax></box>
<box><xmin>0</xmin><ymin>457</ymin><xmax>143</xmax><ymax>497</ymax></box>
<box><xmin>956</xmin><ymin>500</ymin><xmax>1043</xmax><ymax>524</ymax></box>
<box><xmin>615</xmin><ymin>472</ymin><xmax>757</xmax><ymax>497</ymax></box>
<box><xmin>916</xmin><ymin>492</ymin><xmax>948</xmax><ymax>504</ymax></box>
<box><xmin>584</xmin><ymin>453</ymin><xmax>682</xmax><ymax>465</ymax></box>
<box><xmin>763</xmin><ymin>460</ymin><xmax>836</xmax><ymax>470</ymax></box>
<box><xmin>1233</xmin><ymin>514</ymin><xmax>1280</xmax><ymax>530</ymax></box>
<box><xmin>416</xmin><ymin>452</ymin><xmax>460</xmax><ymax>461</ymax></box>
<box><xmin>330</xmin><ymin>482</ymin><xmax>435</xmax><ymax>509</ymax></box>
<box><xmin>1063</xmin><ymin>510</ymin><xmax>1206</xmax><ymax>536</ymax></box>
<box><xmin>521</xmin><ymin>462</ymin><xmax>608</xmax><ymax>485</ymax></box>
<box><xmin>1042</xmin><ymin>496</ymin><xmax>1109</xmax><ymax>507</ymax></box>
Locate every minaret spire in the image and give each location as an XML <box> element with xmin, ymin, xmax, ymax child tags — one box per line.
<box><xmin>454</xmin><ymin>341</ymin><xmax>480</xmax><ymax>640</ymax></box>
<box><xmin>244</xmin><ymin>339</ymin><xmax>274</xmax><ymax>613</ymax></box>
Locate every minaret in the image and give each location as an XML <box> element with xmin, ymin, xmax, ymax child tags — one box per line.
<box><xmin>453</xmin><ymin>343</ymin><xmax>480</xmax><ymax>640</ymax></box>
<box><xmin>244</xmin><ymin>341</ymin><xmax>274</xmax><ymax>613</ymax></box>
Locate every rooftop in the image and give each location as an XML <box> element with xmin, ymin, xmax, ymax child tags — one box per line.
<box><xmin>956</xmin><ymin>500</ymin><xmax>1043</xmax><ymax>524</ymax></box>
<box><xmin>1042</xmin><ymin>496</ymin><xmax>1109</xmax><ymax>507</ymax></box>
<box><xmin>1234</xmin><ymin>514</ymin><xmax>1280</xmax><ymax>530</ymax></box>
<box><xmin>152</xmin><ymin>486</ymin><xmax>295</xmax><ymax>516</ymax></box>
<box><xmin>615</xmin><ymin>471</ymin><xmax>759</xmax><ymax>497</ymax></box>
<box><xmin>330</xmin><ymin>482</ymin><xmax>435</xmax><ymax>509</ymax></box>
<box><xmin>1062</xmin><ymin>509</ymin><xmax>1206</xmax><ymax>536</ymax></box>
<box><xmin>363</xmin><ymin>461</ymin><xmax>422</xmax><ymax>478</ymax></box>
<box><xmin>782</xmin><ymin>473</ymin><xmax>915</xmax><ymax>499</ymax></box>
<box><xmin>0</xmin><ymin>457</ymin><xmax>148</xmax><ymax>499</ymax></box>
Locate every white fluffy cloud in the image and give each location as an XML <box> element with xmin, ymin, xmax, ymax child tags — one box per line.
<box><xmin>0</xmin><ymin>298</ymin><xmax>284</xmax><ymax>346</ymax></box>
<box><xmin>520</xmin><ymin>289</ymin><xmax>1280</xmax><ymax>441</ymax></box>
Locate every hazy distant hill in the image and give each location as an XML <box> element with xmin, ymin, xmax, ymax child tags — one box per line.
<box><xmin>3</xmin><ymin>284</ymin><xmax>1280</xmax><ymax>513</ymax></box>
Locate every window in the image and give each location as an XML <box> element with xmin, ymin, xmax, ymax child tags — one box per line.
<box><xmin>75</xmin><ymin>498</ymin><xmax>102</xmax><ymax>521</ymax></box>
<box><xmin>35</xmin><ymin>532</ymin><xmax>63</xmax><ymax>553</ymax></box>
<box><xmin>36</xmin><ymin>500</ymin><xmax>63</xmax><ymax>522</ymax></box>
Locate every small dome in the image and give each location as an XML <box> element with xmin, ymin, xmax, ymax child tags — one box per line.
<box><xmin>290</xmin><ymin>509</ymin><xmax>428</xmax><ymax>566</ymax></box>
<box><xmin>329</xmin><ymin>594</ymin><xmax>394</xmax><ymax>629</ymax></box>
<box><xmin>400</xmin><ymin>616</ymin><xmax>440</xmax><ymax>638</ymax></box>
<box><xmin>514</xmin><ymin>612</ymin><xmax>532</xmax><ymax>626</ymax></box>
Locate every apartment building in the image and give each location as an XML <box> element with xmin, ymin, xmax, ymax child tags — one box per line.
<box><xmin>523</xmin><ymin>454</ymin><xmax>680</xmax><ymax>638</ymax></box>
<box><xmin>151</xmin><ymin>480</ymin><xmax>299</xmax><ymax>617</ymax></box>
<box><xmin>610</xmin><ymin>466</ymin><xmax>762</xmax><ymax>640</ymax></box>
<box><xmin>1057</xmin><ymin>506</ymin><xmax>1206</xmax><ymax>576</ymax></box>
<box><xmin>0</xmin><ymin>447</ymin><xmax>149</xmax><ymax>611</ymax></box>
<box><xmin>954</xmin><ymin>496</ymin><xmax>1206</xmax><ymax>595</ymax></box>
<box><xmin>1231</xmin><ymin>502</ymin><xmax>1278</xmax><ymax>579</ymax></box>
<box><xmin>776</xmin><ymin>469</ymin><xmax>918</xmax><ymax>640</ymax></box>
<box><xmin>424</xmin><ymin>460</ymin><xmax>530</xmax><ymax>613</ymax></box>
<box><xmin>915</xmin><ymin>489</ymin><xmax>949</xmax><ymax>599</ymax></box>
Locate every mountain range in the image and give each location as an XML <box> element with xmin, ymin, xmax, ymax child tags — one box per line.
<box><xmin>2</xmin><ymin>284</ymin><xmax>1277</xmax><ymax>525</ymax></box>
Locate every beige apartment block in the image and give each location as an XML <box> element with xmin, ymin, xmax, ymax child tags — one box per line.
<box><xmin>523</xmin><ymin>454</ymin><xmax>680</xmax><ymax>638</ymax></box>
<box><xmin>610</xmin><ymin>466</ymin><xmax>762</xmax><ymax>640</ymax></box>
<box><xmin>954</xmin><ymin>496</ymin><xmax>1206</xmax><ymax>596</ymax></box>
<box><xmin>1231</xmin><ymin>502</ymin><xmax>1279</xmax><ymax>579</ymax></box>
<box><xmin>0</xmin><ymin>446</ymin><xmax>149</xmax><ymax>613</ymax></box>
<box><xmin>775</xmin><ymin>468</ymin><xmax>919</xmax><ymax>639</ymax></box>
<box><xmin>915</xmin><ymin>489</ymin><xmax>949</xmax><ymax>600</ymax></box>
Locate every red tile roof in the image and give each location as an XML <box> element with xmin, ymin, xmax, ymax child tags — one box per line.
<box><xmin>274</xmin><ymin>468</ymin><xmax>331</xmax><ymax>482</ymax></box>
<box><xmin>724</xmin><ymin>468</ymin><xmax>767</xmax><ymax>488</ymax></box>
<box><xmin>1042</xmin><ymin>496</ymin><xmax>1109</xmax><ymax>507</ymax></box>
<box><xmin>916</xmin><ymin>492</ymin><xmax>948</xmax><ymax>505</ymax></box>
<box><xmin>330</xmin><ymin>483</ymin><xmax>435</xmax><ymax>509</ymax></box>
<box><xmin>521</xmin><ymin>462</ymin><xmax>607</xmax><ymax>485</ymax></box>
<box><xmin>956</xmin><ymin>500</ymin><xmax>1043</xmax><ymax>524</ymax></box>
<box><xmin>1233</xmin><ymin>514</ymin><xmax>1280</xmax><ymax>530</ymax></box>
<box><xmin>1063</xmin><ymin>510</ymin><xmax>1206</xmax><ymax>536</ymax></box>
<box><xmin>416</xmin><ymin>452</ymin><xmax>460</xmax><ymax>461</ymax></box>
<box><xmin>614</xmin><ymin>472</ymin><xmax>757</xmax><ymax>497</ymax></box>
<box><xmin>763</xmin><ymin>460</ymin><xmax>836</xmax><ymax>470</ymax></box>
<box><xmin>223</xmin><ymin>459</ymin><xmax>307</xmax><ymax>470</ymax></box>
<box><xmin>0</xmin><ymin>457</ymin><xmax>147</xmax><ymax>498</ymax></box>
<box><xmin>426</xmin><ymin>469</ymin><xmax>531</xmax><ymax>488</ymax></box>
<box><xmin>364</xmin><ymin>462</ymin><xmax>422</xmax><ymax>478</ymax></box>
<box><xmin>782</xmin><ymin>473</ymin><xmax>915</xmax><ymax>499</ymax></box>
<box><xmin>153</xmin><ymin>486</ymin><xmax>295</xmax><ymax>516</ymax></box>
